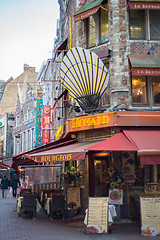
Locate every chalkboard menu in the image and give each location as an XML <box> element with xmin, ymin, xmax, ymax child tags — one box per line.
<box><xmin>66</xmin><ymin>187</ymin><xmax>81</xmax><ymax>209</ymax></box>
<box><xmin>87</xmin><ymin>197</ymin><xmax>109</xmax><ymax>235</ymax></box>
<box><xmin>140</xmin><ymin>196</ymin><xmax>160</xmax><ymax>236</ymax></box>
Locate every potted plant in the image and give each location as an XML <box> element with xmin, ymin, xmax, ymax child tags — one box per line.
<box><xmin>61</xmin><ymin>166</ymin><xmax>83</xmax><ymax>186</ymax></box>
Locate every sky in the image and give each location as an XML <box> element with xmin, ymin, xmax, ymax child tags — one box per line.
<box><xmin>0</xmin><ymin>0</ymin><xmax>59</xmax><ymax>80</ymax></box>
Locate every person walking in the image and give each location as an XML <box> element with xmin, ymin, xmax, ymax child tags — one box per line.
<box><xmin>1</xmin><ymin>175</ymin><xmax>9</xmax><ymax>198</ymax></box>
<box><xmin>11</xmin><ymin>172</ymin><xmax>20</xmax><ymax>198</ymax></box>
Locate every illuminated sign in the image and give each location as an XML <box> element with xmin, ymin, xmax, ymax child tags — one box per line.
<box><xmin>42</xmin><ymin>105</ymin><xmax>51</xmax><ymax>144</ymax></box>
<box><xmin>68</xmin><ymin>112</ymin><xmax>115</xmax><ymax>132</ymax></box>
<box><xmin>36</xmin><ymin>99</ymin><xmax>43</xmax><ymax>147</ymax></box>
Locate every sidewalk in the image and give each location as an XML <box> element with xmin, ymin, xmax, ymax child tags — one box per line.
<box><xmin>0</xmin><ymin>189</ymin><xmax>160</xmax><ymax>240</ymax></box>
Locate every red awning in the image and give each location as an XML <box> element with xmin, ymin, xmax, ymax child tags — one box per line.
<box><xmin>85</xmin><ymin>132</ymin><xmax>138</xmax><ymax>151</ymax></box>
<box><xmin>128</xmin><ymin>55</ymin><xmax>160</xmax><ymax>76</ymax></box>
<box><xmin>123</xmin><ymin>130</ymin><xmax>160</xmax><ymax>165</ymax></box>
<box><xmin>0</xmin><ymin>162</ymin><xmax>11</xmax><ymax>170</ymax></box>
<box><xmin>30</xmin><ymin>141</ymin><xmax>100</xmax><ymax>163</ymax></box>
<box><xmin>86</xmin><ymin>130</ymin><xmax>160</xmax><ymax>165</ymax></box>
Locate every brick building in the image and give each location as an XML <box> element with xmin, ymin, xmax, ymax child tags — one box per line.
<box><xmin>12</xmin><ymin>0</ymin><xmax>160</xmax><ymax>226</ymax></box>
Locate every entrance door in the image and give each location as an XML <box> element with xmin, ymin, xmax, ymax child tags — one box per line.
<box><xmin>94</xmin><ymin>158</ymin><xmax>109</xmax><ymax>197</ymax></box>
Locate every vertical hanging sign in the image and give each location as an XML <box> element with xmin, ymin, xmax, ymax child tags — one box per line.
<box><xmin>42</xmin><ymin>105</ymin><xmax>51</xmax><ymax>144</ymax></box>
<box><xmin>36</xmin><ymin>86</ymin><xmax>43</xmax><ymax>147</ymax></box>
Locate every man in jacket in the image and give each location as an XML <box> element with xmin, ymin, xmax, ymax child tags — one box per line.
<box><xmin>11</xmin><ymin>172</ymin><xmax>20</xmax><ymax>197</ymax></box>
<box><xmin>1</xmin><ymin>175</ymin><xmax>9</xmax><ymax>198</ymax></box>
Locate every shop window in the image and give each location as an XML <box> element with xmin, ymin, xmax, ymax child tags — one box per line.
<box><xmin>87</xmin><ymin>2</ymin><xmax>108</xmax><ymax>47</ymax></box>
<box><xmin>129</xmin><ymin>10</ymin><xmax>160</xmax><ymax>40</ymax></box>
<box><xmin>132</xmin><ymin>76</ymin><xmax>160</xmax><ymax>106</ymax></box>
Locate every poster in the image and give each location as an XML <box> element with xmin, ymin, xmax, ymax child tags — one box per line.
<box><xmin>109</xmin><ymin>189</ymin><xmax>123</xmax><ymax>205</ymax></box>
<box><xmin>140</xmin><ymin>196</ymin><xmax>160</xmax><ymax>236</ymax></box>
<box><xmin>87</xmin><ymin>197</ymin><xmax>109</xmax><ymax>234</ymax></box>
<box><xmin>66</xmin><ymin>187</ymin><xmax>81</xmax><ymax>209</ymax></box>
<box><xmin>122</xmin><ymin>151</ymin><xmax>135</xmax><ymax>182</ymax></box>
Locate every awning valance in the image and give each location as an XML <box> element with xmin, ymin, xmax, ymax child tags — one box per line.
<box><xmin>74</xmin><ymin>0</ymin><xmax>104</xmax><ymax>22</ymax></box>
<box><xmin>30</xmin><ymin>141</ymin><xmax>100</xmax><ymax>163</ymax></box>
<box><xmin>128</xmin><ymin>55</ymin><xmax>160</xmax><ymax>76</ymax></box>
<box><xmin>128</xmin><ymin>0</ymin><xmax>160</xmax><ymax>9</ymax></box>
<box><xmin>86</xmin><ymin>130</ymin><xmax>160</xmax><ymax>165</ymax></box>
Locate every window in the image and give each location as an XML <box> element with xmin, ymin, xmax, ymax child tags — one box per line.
<box><xmin>87</xmin><ymin>2</ymin><xmax>108</xmax><ymax>47</ymax></box>
<box><xmin>23</xmin><ymin>132</ymin><xmax>26</xmax><ymax>152</ymax></box>
<box><xmin>27</xmin><ymin>109</ymin><xmax>30</xmax><ymax>120</ymax></box>
<box><xmin>132</xmin><ymin>76</ymin><xmax>160</xmax><ymax>106</ymax></box>
<box><xmin>16</xmin><ymin>116</ymin><xmax>20</xmax><ymax>127</ymax></box>
<box><xmin>129</xmin><ymin>10</ymin><xmax>160</xmax><ymax>40</ymax></box>
<box><xmin>27</xmin><ymin>130</ymin><xmax>30</xmax><ymax>151</ymax></box>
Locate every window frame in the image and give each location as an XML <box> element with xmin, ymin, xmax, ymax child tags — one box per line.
<box><xmin>131</xmin><ymin>75</ymin><xmax>160</xmax><ymax>107</ymax></box>
<box><xmin>87</xmin><ymin>1</ymin><xmax>108</xmax><ymax>48</ymax></box>
<box><xmin>129</xmin><ymin>9</ymin><xmax>160</xmax><ymax>41</ymax></box>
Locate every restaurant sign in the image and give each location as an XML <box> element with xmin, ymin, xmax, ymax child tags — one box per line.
<box><xmin>132</xmin><ymin>68</ymin><xmax>160</xmax><ymax>76</ymax></box>
<box><xmin>42</xmin><ymin>105</ymin><xmax>51</xmax><ymax>144</ymax></box>
<box><xmin>74</xmin><ymin>6</ymin><xmax>101</xmax><ymax>22</ymax></box>
<box><xmin>31</xmin><ymin>152</ymin><xmax>86</xmax><ymax>163</ymax></box>
<box><xmin>68</xmin><ymin>112</ymin><xmax>115</xmax><ymax>132</ymax></box>
<box><xmin>128</xmin><ymin>1</ymin><xmax>160</xmax><ymax>9</ymax></box>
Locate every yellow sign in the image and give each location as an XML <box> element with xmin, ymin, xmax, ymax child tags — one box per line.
<box><xmin>55</xmin><ymin>124</ymin><xmax>64</xmax><ymax>140</ymax></box>
<box><xmin>68</xmin><ymin>112</ymin><xmax>115</xmax><ymax>132</ymax></box>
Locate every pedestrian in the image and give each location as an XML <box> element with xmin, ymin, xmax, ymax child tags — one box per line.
<box><xmin>1</xmin><ymin>175</ymin><xmax>9</xmax><ymax>198</ymax></box>
<box><xmin>11</xmin><ymin>172</ymin><xmax>20</xmax><ymax>198</ymax></box>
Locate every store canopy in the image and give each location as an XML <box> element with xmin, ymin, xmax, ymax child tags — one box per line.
<box><xmin>123</xmin><ymin>130</ymin><xmax>160</xmax><ymax>165</ymax></box>
<box><xmin>74</xmin><ymin>0</ymin><xmax>104</xmax><ymax>22</ymax></box>
<box><xmin>0</xmin><ymin>162</ymin><xmax>11</xmax><ymax>170</ymax></box>
<box><xmin>85</xmin><ymin>132</ymin><xmax>138</xmax><ymax>151</ymax></box>
<box><xmin>86</xmin><ymin>130</ymin><xmax>160</xmax><ymax>165</ymax></box>
<box><xmin>30</xmin><ymin>141</ymin><xmax>101</xmax><ymax>163</ymax></box>
<box><xmin>128</xmin><ymin>55</ymin><xmax>160</xmax><ymax>76</ymax></box>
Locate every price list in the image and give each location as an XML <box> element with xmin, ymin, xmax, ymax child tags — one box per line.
<box><xmin>66</xmin><ymin>187</ymin><xmax>81</xmax><ymax>209</ymax></box>
<box><xmin>87</xmin><ymin>197</ymin><xmax>109</xmax><ymax>234</ymax></box>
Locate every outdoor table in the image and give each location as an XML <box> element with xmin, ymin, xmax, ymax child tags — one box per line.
<box><xmin>17</xmin><ymin>196</ymin><xmax>41</xmax><ymax>215</ymax></box>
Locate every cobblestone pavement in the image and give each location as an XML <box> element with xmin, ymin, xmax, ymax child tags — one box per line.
<box><xmin>0</xmin><ymin>190</ymin><xmax>159</xmax><ymax>240</ymax></box>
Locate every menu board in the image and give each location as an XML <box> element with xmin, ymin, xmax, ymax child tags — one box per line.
<box><xmin>140</xmin><ymin>196</ymin><xmax>160</xmax><ymax>236</ymax></box>
<box><xmin>66</xmin><ymin>187</ymin><xmax>81</xmax><ymax>209</ymax></box>
<box><xmin>87</xmin><ymin>197</ymin><xmax>109</xmax><ymax>235</ymax></box>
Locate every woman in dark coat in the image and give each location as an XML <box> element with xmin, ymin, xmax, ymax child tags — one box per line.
<box><xmin>1</xmin><ymin>175</ymin><xmax>9</xmax><ymax>198</ymax></box>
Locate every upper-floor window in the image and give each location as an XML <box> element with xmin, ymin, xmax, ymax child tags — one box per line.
<box><xmin>129</xmin><ymin>10</ymin><xmax>160</xmax><ymax>40</ymax></box>
<box><xmin>24</xmin><ymin>114</ymin><xmax>27</xmax><ymax>121</ymax></box>
<box><xmin>132</xmin><ymin>75</ymin><xmax>160</xmax><ymax>106</ymax></box>
<box><xmin>87</xmin><ymin>2</ymin><xmax>108</xmax><ymax>47</ymax></box>
<box><xmin>16</xmin><ymin>116</ymin><xmax>19</xmax><ymax>127</ymax></box>
<box><xmin>27</xmin><ymin>109</ymin><xmax>30</xmax><ymax>120</ymax></box>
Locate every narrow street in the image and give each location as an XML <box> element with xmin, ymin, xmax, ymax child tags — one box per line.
<box><xmin>0</xmin><ymin>190</ymin><xmax>160</xmax><ymax>240</ymax></box>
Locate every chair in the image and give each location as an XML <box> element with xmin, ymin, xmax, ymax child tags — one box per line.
<box><xmin>22</xmin><ymin>194</ymin><xmax>37</xmax><ymax>219</ymax></box>
<box><xmin>50</xmin><ymin>195</ymin><xmax>66</xmax><ymax>220</ymax></box>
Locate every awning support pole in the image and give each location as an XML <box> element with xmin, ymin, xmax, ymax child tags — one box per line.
<box><xmin>153</xmin><ymin>164</ymin><xmax>158</xmax><ymax>182</ymax></box>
